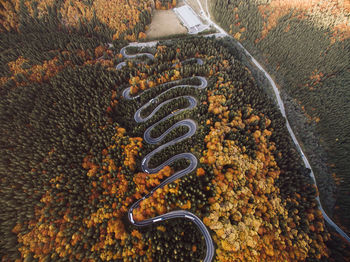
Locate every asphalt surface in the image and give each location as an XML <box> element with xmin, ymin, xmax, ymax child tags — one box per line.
<box><xmin>115</xmin><ymin>46</ymin><xmax>154</xmax><ymax>70</ymax></box>
<box><xmin>115</xmin><ymin>61</ymin><xmax>126</xmax><ymax>70</ymax></box>
<box><xmin>121</xmin><ymin>46</ymin><xmax>155</xmax><ymax>60</ymax></box>
<box><xmin>120</xmin><ymin>48</ymin><xmax>214</xmax><ymax>261</ymax></box>
<box><xmin>237</xmin><ymin>41</ymin><xmax>350</xmax><ymax>242</ymax></box>
<box><xmin>193</xmin><ymin>0</ymin><xmax>350</xmax><ymax>243</ymax></box>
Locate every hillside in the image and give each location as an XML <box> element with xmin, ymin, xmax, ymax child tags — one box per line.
<box><xmin>0</xmin><ymin>0</ymin><xmax>349</xmax><ymax>261</ymax></box>
<box><xmin>211</xmin><ymin>0</ymin><xmax>350</xmax><ymax>237</ymax></box>
<box><xmin>0</xmin><ymin>0</ymin><xmax>179</xmax><ymax>41</ymax></box>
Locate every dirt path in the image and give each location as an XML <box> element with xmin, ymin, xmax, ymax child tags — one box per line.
<box><xmin>146</xmin><ymin>10</ymin><xmax>187</xmax><ymax>39</ymax></box>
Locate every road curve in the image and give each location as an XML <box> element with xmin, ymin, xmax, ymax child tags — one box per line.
<box><xmin>115</xmin><ymin>61</ymin><xmax>126</xmax><ymax>70</ymax></box>
<box><xmin>115</xmin><ymin>46</ymin><xmax>155</xmax><ymax>70</ymax></box>
<box><xmin>194</xmin><ymin>0</ymin><xmax>350</xmax><ymax>242</ymax></box>
<box><xmin>121</xmin><ymin>46</ymin><xmax>155</xmax><ymax>60</ymax></box>
<box><xmin>122</xmin><ymin>76</ymin><xmax>207</xmax><ymax>100</ymax></box>
<box><xmin>120</xmin><ymin>48</ymin><xmax>214</xmax><ymax>261</ymax></box>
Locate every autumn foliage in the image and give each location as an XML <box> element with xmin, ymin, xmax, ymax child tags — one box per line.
<box><xmin>0</xmin><ymin>0</ymin><xmax>155</xmax><ymax>41</ymax></box>
<box><xmin>1</xmin><ymin>20</ymin><xmax>343</xmax><ymax>260</ymax></box>
<box><xmin>155</xmin><ymin>0</ymin><xmax>177</xmax><ymax>10</ymax></box>
<box><xmin>201</xmin><ymin>108</ymin><xmax>328</xmax><ymax>260</ymax></box>
<box><xmin>213</xmin><ymin>0</ymin><xmax>350</xmax><ymax>237</ymax></box>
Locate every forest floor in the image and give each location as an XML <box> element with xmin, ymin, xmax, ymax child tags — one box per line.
<box><xmin>146</xmin><ymin>10</ymin><xmax>187</xmax><ymax>39</ymax></box>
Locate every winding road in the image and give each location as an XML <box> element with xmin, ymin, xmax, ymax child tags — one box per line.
<box><xmin>193</xmin><ymin>0</ymin><xmax>350</xmax><ymax>243</ymax></box>
<box><xmin>115</xmin><ymin>46</ymin><xmax>155</xmax><ymax>70</ymax></box>
<box><xmin>119</xmin><ymin>47</ymin><xmax>215</xmax><ymax>261</ymax></box>
<box><xmin>115</xmin><ymin>13</ymin><xmax>350</xmax><ymax>257</ymax></box>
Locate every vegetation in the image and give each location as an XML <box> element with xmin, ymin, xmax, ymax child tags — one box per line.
<box><xmin>1</xmin><ymin>1</ymin><xmax>347</xmax><ymax>260</ymax></box>
<box><xmin>211</xmin><ymin>0</ymin><xmax>350</xmax><ymax>238</ymax></box>
<box><xmin>155</xmin><ymin>0</ymin><xmax>177</xmax><ymax>10</ymax></box>
<box><xmin>0</xmin><ymin>0</ymin><xmax>153</xmax><ymax>41</ymax></box>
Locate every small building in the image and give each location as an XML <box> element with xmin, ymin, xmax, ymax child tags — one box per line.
<box><xmin>173</xmin><ymin>5</ymin><xmax>208</xmax><ymax>34</ymax></box>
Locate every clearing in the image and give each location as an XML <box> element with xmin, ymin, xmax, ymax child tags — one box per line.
<box><xmin>184</xmin><ymin>0</ymin><xmax>201</xmax><ymax>14</ymax></box>
<box><xmin>146</xmin><ymin>10</ymin><xmax>187</xmax><ymax>39</ymax></box>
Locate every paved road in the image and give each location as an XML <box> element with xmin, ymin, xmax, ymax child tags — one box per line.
<box><xmin>120</xmin><ymin>48</ymin><xmax>214</xmax><ymax>261</ymax></box>
<box><xmin>194</xmin><ymin>0</ymin><xmax>350</xmax><ymax>243</ymax></box>
<box><xmin>121</xmin><ymin>46</ymin><xmax>155</xmax><ymax>60</ymax></box>
<box><xmin>115</xmin><ymin>61</ymin><xmax>126</xmax><ymax>70</ymax></box>
<box><xmin>115</xmin><ymin>46</ymin><xmax>155</xmax><ymax>70</ymax></box>
<box><xmin>116</xmin><ymin>45</ymin><xmax>204</xmax><ymax>70</ymax></box>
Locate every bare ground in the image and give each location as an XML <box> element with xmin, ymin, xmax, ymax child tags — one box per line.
<box><xmin>146</xmin><ymin>10</ymin><xmax>187</xmax><ymax>39</ymax></box>
<box><xmin>184</xmin><ymin>0</ymin><xmax>201</xmax><ymax>14</ymax></box>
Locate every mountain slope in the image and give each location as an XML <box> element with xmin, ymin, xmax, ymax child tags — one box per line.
<box><xmin>211</xmin><ymin>0</ymin><xmax>350</xmax><ymax>238</ymax></box>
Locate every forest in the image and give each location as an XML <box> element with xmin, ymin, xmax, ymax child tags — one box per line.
<box><xmin>211</xmin><ymin>0</ymin><xmax>350</xmax><ymax>238</ymax></box>
<box><xmin>0</xmin><ymin>0</ymin><xmax>177</xmax><ymax>41</ymax></box>
<box><xmin>1</xmin><ymin>0</ymin><xmax>349</xmax><ymax>261</ymax></box>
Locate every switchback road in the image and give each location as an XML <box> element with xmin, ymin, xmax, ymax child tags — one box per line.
<box><xmin>120</xmin><ymin>47</ymin><xmax>214</xmax><ymax>261</ymax></box>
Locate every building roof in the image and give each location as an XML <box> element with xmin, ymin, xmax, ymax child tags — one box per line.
<box><xmin>174</xmin><ymin>5</ymin><xmax>201</xmax><ymax>28</ymax></box>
